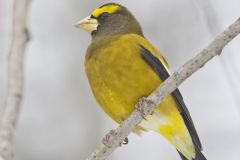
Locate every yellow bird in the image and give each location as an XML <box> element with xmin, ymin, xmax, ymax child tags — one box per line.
<box><xmin>76</xmin><ymin>3</ymin><xmax>206</xmax><ymax>160</ymax></box>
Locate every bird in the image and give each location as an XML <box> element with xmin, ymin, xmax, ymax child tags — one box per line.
<box><xmin>75</xmin><ymin>3</ymin><xmax>206</xmax><ymax>160</ymax></box>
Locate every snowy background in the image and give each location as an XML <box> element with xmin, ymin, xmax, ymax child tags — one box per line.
<box><xmin>0</xmin><ymin>0</ymin><xmax>240</xmax><ymax>160</ymax></box>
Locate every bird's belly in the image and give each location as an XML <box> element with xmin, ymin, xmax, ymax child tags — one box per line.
<box><xmin>85</xmin><ymin>35</ymin><xmax>195</xmax><ymax>158</ymax></box>
<box><xmin>86</xmin><ymin>52</ymin><xmax>164</xmax><ymax>124</ymax></box>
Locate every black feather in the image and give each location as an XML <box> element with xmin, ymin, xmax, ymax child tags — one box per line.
<box><xmin>178</xmin><ymin>149</ymin><xmax>206</xmax><ymax>160</ymax></box>
<box><xmin>140</xmin><ymin>45</ymin><xmax>206</xmax><ymax>160</ymax></box>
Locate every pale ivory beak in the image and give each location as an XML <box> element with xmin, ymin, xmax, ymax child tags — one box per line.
<box><xmin>75</xmin><ymin>16</ymin><xmax>98</xmax><ymax>33</ymax></box>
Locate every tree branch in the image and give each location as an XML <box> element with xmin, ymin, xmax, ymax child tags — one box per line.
<box><xmin>85</xmin><ymin>17</ymin><xmax>240</xmax><ymax>160</ymax></box>
<box><xmin>0</xmin><ymin>0</ymin><xmax>30</xmax><ymax>159</ymax></box>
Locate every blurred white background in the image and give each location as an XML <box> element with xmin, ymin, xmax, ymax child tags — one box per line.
<box><xmin>1</xmin><ymin>0</ymin><xmax>240</xmax><ymax>160</ymax></box>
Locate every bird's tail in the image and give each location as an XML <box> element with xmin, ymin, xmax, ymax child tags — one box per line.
<box><xmin>178</xmin><ymin>147</ymin><xmax>206</xmax><ymax>160</ymax></box>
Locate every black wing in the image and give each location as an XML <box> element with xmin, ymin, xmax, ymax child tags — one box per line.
<box><xmin>139</xmin><ymin>45</ymin><xmax>202</xmax><ymax>150</ymax></box>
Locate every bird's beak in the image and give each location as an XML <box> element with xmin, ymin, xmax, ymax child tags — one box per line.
<box><xmin>75</xmin><ymin>16</ymin><xmax>99</xmax><ymax>33</ymax></box>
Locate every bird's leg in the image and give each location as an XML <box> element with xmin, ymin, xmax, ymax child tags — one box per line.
<box><xmin>136</xmin><ymin>96</ymin><xmax>155</xmax><ymax>119</ymax></box>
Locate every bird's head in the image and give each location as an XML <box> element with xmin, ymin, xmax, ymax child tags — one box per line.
<box><xmin>75</xmin><ymin>3</ymin><xmax>143</xmax><ymax>40</ymax></box>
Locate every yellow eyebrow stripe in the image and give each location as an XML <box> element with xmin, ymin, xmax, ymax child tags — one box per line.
<box><xmin>92</xmin><ymin>5</ymin><xmax>121</xmax><ymax>18</ymax></box>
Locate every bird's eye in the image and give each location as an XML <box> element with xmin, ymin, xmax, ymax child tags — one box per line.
<box><xmin>99</xmin><ymin>12</ymin><xmax>110</xmax><ymax>20</ymax></box>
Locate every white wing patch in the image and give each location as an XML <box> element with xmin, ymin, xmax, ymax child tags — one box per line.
<box><xmin>139</xmin><ymin>114</ymin><xmax>169</xmax><ymax>131</ymax></box>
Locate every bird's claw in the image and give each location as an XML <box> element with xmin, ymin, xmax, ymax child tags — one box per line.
<box><xmin>136</xmin><ymin>96</ymin><xmax>155</xmax><ymax>119</ymax></box>
<box><xmin>102</xmin><ymin>129</ymin><xmax>117</xmax><ymax>147</ymax></box>
<box><xmin>121</xmin><ymin>137</ymin><xmax>129</xmax><ymax>145</ymax></box>
<box><xmin>102</xmin><ymin>130</ymin><xmax>129</xmax><ymax>147</ymax></box>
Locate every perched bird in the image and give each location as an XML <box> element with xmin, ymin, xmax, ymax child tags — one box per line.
<box><xmin>75</xmin><ymin>3</ymin><xmax>206</xmax><ymax>160</ymax></box>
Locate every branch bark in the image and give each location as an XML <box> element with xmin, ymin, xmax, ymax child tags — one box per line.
<box><xmin>0</xmin><ymin>0</ymin><xmax>30</xmax><ymax>160</ymax></box>
<box><xmin>86</xmin><ymin>17</ymin><xmax>240</xmax><ymax>160</ymax></box>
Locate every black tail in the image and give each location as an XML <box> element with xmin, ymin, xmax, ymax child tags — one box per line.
<box><xmin>178</xmin><ymin>147</ymin><xmax>206</xmax><ymax>160</ymax></box>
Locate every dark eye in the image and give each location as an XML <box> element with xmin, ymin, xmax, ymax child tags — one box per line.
<box><xmin>99</xmin><ymin>12</ymin><xmax>110</xmax><ymax>21</ymax></box>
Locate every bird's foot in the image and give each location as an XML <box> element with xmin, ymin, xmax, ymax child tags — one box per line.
<box><xmin>102</xmin><ymin>129</ymin><xmax>117</xmax><ymax>147</ymax></box>
<box><xmin>136</xmin><ymin>96</ymin><xmax>155</xmax><ymax>119</ymax></box>
<box><xmin>102</xmin><ymin>130</ymin><xmax>129</xmax><ymax>147</ymax></box>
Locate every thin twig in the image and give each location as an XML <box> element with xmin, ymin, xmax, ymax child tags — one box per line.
<box><xmin>0</xmin><ymin>0</ymin><xmax>30</xmax><ymax>160</ymax></box>
<box><xmin>86</xmin><ymin>17</ymin><xmax>240</xmax><ymax>160</ymax></box>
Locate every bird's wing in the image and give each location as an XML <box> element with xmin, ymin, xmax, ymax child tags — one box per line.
<box><xmin>139</xmin><ymin>44</ymin><xmax>202</xmax><ymax>150</ymax></box>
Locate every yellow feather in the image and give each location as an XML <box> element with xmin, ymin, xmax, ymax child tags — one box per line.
<box><xmin>92</xmin><ymin>5</ymin><xmax>121</xmax><ymax>18</ymax></box>
<box><xmin>85</xmin><ymin>34</ymin><xmax>195</xmax><ymax>159</ymax></box>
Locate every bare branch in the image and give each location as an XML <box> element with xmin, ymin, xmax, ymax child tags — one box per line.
<box><xmin>86</xmin><ymin>17</ymin><xmax>240</xmax><ymax>160</ymax></box>
<box><xmin>0</xmin><ymin>0</ymin><xmax>30</xmax><ymax>159</ymax></box>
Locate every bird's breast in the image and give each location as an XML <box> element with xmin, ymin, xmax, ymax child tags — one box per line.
<box><xmin>85</xmin><ymin>34</ymin><xmax>161</xmax><ymax>123</ymax></box>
